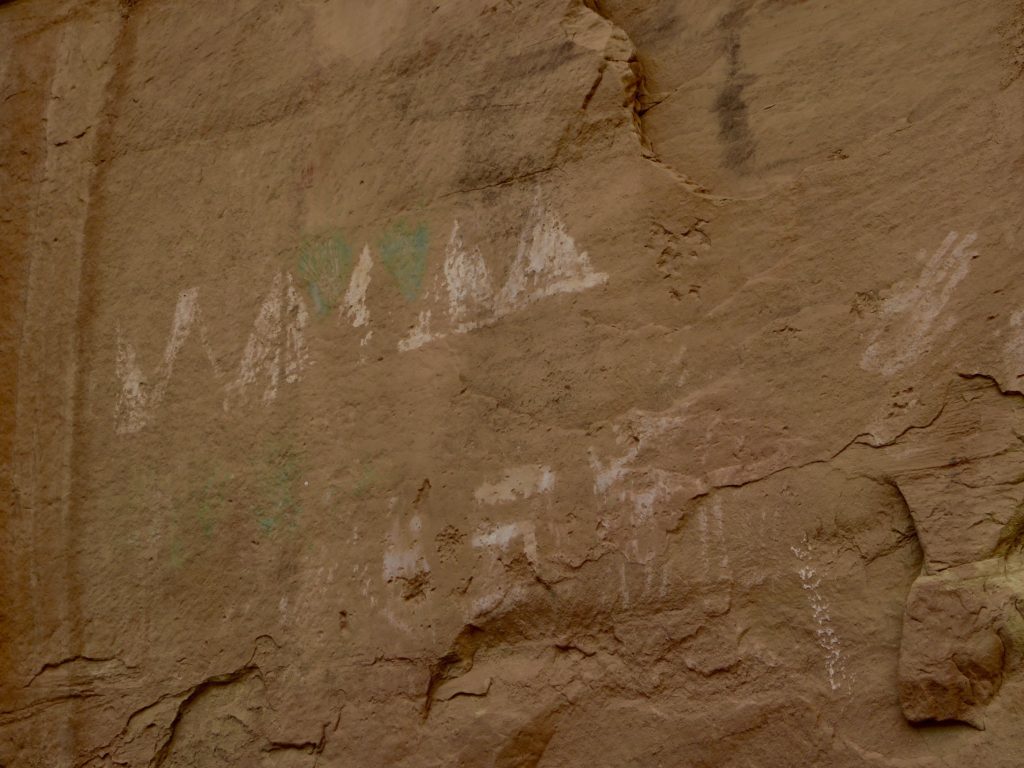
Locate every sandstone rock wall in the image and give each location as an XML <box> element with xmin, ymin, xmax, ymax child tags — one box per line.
<box><xmin>2</xmin><ymin>0</ymin><xmax>1024</xmax><ymax>765</ymax></box>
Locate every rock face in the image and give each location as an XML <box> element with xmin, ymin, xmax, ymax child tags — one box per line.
<box><xmin>2</xmin><ymin>0</ymin><xmax>1024</xmax><ymax>765</ymax></box>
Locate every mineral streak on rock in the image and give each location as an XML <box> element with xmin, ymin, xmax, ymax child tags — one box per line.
<box><xmin>3</xmin><ymin>0</ymin><xmax>1024</xmax><ymax>766</ymax></box>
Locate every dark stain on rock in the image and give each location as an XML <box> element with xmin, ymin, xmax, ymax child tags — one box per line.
<box><xmin>714</xmin><ymin>5</ymin><xmax>756</xmax><ymax>171</ymax></box>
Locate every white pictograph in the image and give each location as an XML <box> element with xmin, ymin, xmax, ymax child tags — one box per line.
<box><xmin>861</xmin><ymin>231</ymin><xmax>977</xmax><ymax>376</ymax></box>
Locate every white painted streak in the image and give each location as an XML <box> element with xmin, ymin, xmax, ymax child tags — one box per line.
<box><xmin>343</xmin><ymin>244</ymin><xmax>373</xmax><ymax>328</ymax></box>
<box><xmin>473</xmin><ymin>465</ymin><xmax>556</xmax><ymax>505</ymax></box>
<box><xmin>114</xmin><ymin>334</ymin><xmax>148</xmax><ymax>434</ymax></box>
<box><xmin>284</xmin><ymin>273</ymin><xmax>310</xmax><ymax>384</ymax></box>
<box><xmin>589</xmin><ymin>446</ymin><xmax>637</xmax><ymax>495</ymax></box>
<box><xmin>620</xmin><ymin>561</ymin><xmax>631</xmax><ymax>607</ymax></box>
<box><xmin>627</xmin><ymin>468</ymin><xmax>681</xmax><ymax>523</ymax></box>
<box><xmin>998</xmin><ymin>309</ymin><xmax>1024</xmax><ymax>390</ymax></box>
<box><xmin>471</xmin><ymin>521</ymin><xmax>538</xmax><ymax>562</ymax></box>
<box><xmin>382</xmin><ymin>547</ymin><xmax>430</xmax><ymax>582</ymax></box>
<box><xmin>472</xmin><ymin>523</ymin><xmax>521</xmax><ymax>549</ymax></box>
<box><xmin>397</xmin><ymin>309</ymin><xmax>436</xmax><ymax>352</ymax></box>
<box><xmin>470</xmin><ymin>584</ymin><xmax>526</xmax><ymax>619</ymax></box>
<box><xmin>697</xmin><ymin>499</ymin><xmax>731</xmax><ymax>592</ymax></box>
<box><xmin>712</xmin><ymin>501</ymin><xmax>729</xmax><ymax>570</ymax></box>
<box><xmin>588</xmin><ymin>407</ymin><xmax>693</xmax><ymax>524</ymax></box>
<box><xmin>861</xmin><ymin>231</ymin><xmax>977</xmax><ymax>375</ymax></box>
<box><xmin>382</xmin><ymin>513</ymin><xmax>431</xmax><ymax>586</ymax></box>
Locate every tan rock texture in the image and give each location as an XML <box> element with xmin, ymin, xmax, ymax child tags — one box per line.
<box><xmin>3</xmin><ymin>0</ymin><xmax>1024</xmax><ymax>765</ymax></box>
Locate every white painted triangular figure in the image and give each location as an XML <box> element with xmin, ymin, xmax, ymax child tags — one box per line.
<box><xmin>224</xmin><ymin>274</ymin><xmax>283</xmax><ymax>409</ymax></box>
<box><xmin>115</xmin><ymin>287</ymin><xmax>221</xmax><ymax>434</ymax></box>
<box><xmin>398</xmin><ymin>221</ymin><xmax>494</xmax><ymax>351</ymax></box>
<box><xmin>224</xmin><ymin>272</ymin><xmax>310</xmax><ymax>411</ymax></box>
<box><xmin>443</xmin><ymin>220</ymin><xmax>494</xmax><ymax>332</ymax></box>
<box><xmin>494</xmin><ymin>191</ymin><xmax>608</xmax><ymax>317</ymax></box>
<box><xmin>343</xmin><ymin>245</ymin><xmax>373</xmax><ymax>345</ymax></box>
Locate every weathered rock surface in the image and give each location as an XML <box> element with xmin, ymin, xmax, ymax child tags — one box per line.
<box><xmin>2</xmin><ymin>0</ymin><xmax>1024</xmax><ymax>765</ymax></box>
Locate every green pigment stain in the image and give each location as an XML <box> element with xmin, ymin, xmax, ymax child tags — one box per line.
<box><xmin>195</xmin><ymin>476</ymin><xmax>225</xmax><ymax>538</ymax></box>
<box><xmin>168</xmin><ymin>470</ymin><xmax>229</xmax><ymax>566</ymax></box>
<box><xmin>352</xmin><ymin>465</ymin><xmax>378</xmax><ymax>499</ymax></box>
<box><xmin>256</xmin><ymin>448</ymin><xmax>302</xmax><ymax>534</ymax></box>
<box><xmin>298</xmin><ymin>234</ymin><xmax>353</xmax><ymax>315</ymax></box>
<box><xmin>379</xmin><ymin>222</ymin><xmax>429</xmax><ymax>300</ymax></box>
